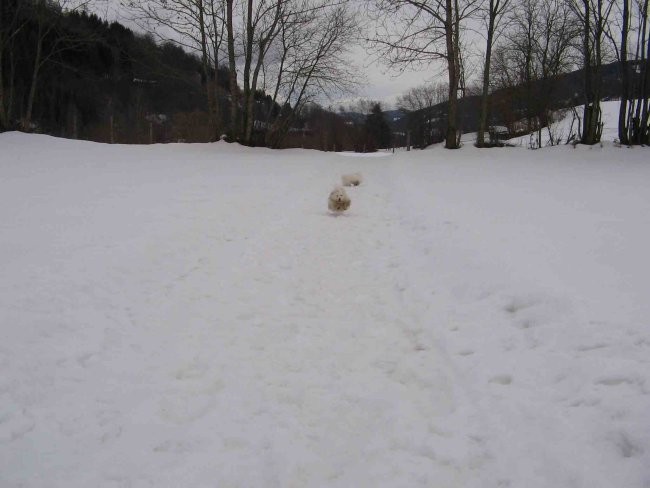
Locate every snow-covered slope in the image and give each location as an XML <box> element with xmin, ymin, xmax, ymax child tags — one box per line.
<box><xmin>1</xmin><ymin>132</ymin><xmax>649</xmax><ymax>487</ymax></box>
<box><xmin>507</xmin><ymin>100</ymin><xmax>622</xmax><ymax>148</ymax></box>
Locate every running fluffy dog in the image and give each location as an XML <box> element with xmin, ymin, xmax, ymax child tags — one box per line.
<box><xmin>341</xmin><ymin>172</ymin><xmax>363</xmax><ymax>187</ymax></box>
<box><xmin>328</xmin><ymin>186</ymin><xmax>351</xmax><ymax>212</ymax></box>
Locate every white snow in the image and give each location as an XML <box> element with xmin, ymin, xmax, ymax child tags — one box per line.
<box><xmin>1</xmin><ymin>129</ymin><xmax>649</xmax><ymax>487</ymax></box>
<box><xmin>507</xmin><ymin>100</ymin><xmax>623</xmax><ymax>148</ymax></box>
<box><xmin>459</xmin><ymin>101</ymin><xmax>622</xmax><ymax>149</ymax></box>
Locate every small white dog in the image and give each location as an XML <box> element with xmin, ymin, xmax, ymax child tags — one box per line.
<box><xmin>341</xmin><ymin>172</ymin><xmax>363</xmax><ymax>187</ymax></box>
<box><xmin>328</xmin><ymin>186</ymin><xmax>351</xmax><ymax>212</ymax></box>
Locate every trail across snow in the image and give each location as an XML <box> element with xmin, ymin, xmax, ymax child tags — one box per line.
<box><xmin>1</xmin><ymin>132</ymin><xmax>649</xmax><ymax>487</ymax></box>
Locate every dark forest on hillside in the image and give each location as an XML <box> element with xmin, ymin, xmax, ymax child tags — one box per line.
<box><xmin>0</xmin><ymin>1</ymin><xmax>233</xmax><ymax>143</ymax></box>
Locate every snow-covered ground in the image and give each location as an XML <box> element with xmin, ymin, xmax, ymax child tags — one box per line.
<box><xmin>1</xmin><ymin>131</ymin><xmax>649</xmax><ymax>487</ymax></box>
<box><xmin>458</xmin><ymin>101</ymin><xmax>623</xmax><ymax>148</ymax></box>
<box><xmin>507</xmin><ymin>100</ymin><xmax>622</xmax><ymax>148</ymax></box>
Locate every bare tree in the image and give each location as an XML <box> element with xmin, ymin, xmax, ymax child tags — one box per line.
<box><xmin>634</xmin><ymin>0</ymin><xmax>650</xmax><ymax>144</ymax></box>
<box><xmin>396</xmin><ymin>82</ymin><xmax>448</xmax><ymax>147</ymax></box>
<box><xmin>619</xmin><ymin>0</ymin><xmax>649</xmax><ymax>144</ymax></box>
<box><xmin>570</xmin><ymin>0</ymin><xmax>616</xmax><ymax>144</ymax></box>
<box><xmin>495</xmin><ymin>0</ymin><xmax>578</xmax><ymax>148</ymax></box>
<box><xmin>476</xmin><ymin>0</ymin><xmax>511</xmax><ymax>146</ymax></box>
<box><xmin>263</xmin><ymin>2</ymin><xmax>359</xmax><ymax>147</ymax></box>
<box><xmin>20</xmin><ymin>0</ymin><xmax>96</xmax><ymax>131</ymax></box>
<box><xmin>238</xmin><ymin>0</ymin><xmax>286</xmax><ymax>144</ymax></box>
<box><xmin>366</xmin><ymin>0</ymin><xmax>482</xmax><ymax>149</ymax></box>
<box><xmin>226</xmin><ymin>0</ymin><xmax>239</xmax><ymax>138</ymax></box>
<box><xmin>0</xmin><ymin>0</ymin><xmax>25</xmax><ymax>129</ymax></box>
<box><xmin>397</xmin><ymin>82</ymin><xmax>448</xmax><ymax>111</ymax></box>
<box><xmin>123</xmin><ymin>0</ymin><xmax>358</xmax><ymax>146</ymax></box>
<box><xmin>123</xmin><ymin>0</ymin><xmax>227</xmax><ymax>139</ymax></box>
<box><xmin>207</xmin><ymin>0</ymin><xmax>227</xmax><ymax>135</ymax></box>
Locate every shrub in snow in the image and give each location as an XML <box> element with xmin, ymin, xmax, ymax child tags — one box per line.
<box><xmin>341</xmin><ymin>173</ymin><xmax>363</xmax><ymax>186</ymax></box>
<box><xmin>328</xmin><ymin>186</ymin><xmax>351</xmax><ymax>212</ymax></box>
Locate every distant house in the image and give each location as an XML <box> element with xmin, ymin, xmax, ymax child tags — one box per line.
<box><xmin>253</xmin><ymin>120</ymin><xmax>270</xmax><ymax>131</ymax></box>
<box><xmin>133</xmin><ymin>78</ymin><xmax>157</xmax><ymax>85</ymax></box>
<box><xmin>145</xmin><ymin>114</ymin><xmax>168</xmax><ymax>125</ymax></box>
<box><xmin>288</xmin><ymin>126</ymin><xmax>313</xmax><ymax>137</ymax></box>
<box><xmin>488</xmin><ymin>125</ymin><xmax>509</xmax><ymax>145</ymax></box>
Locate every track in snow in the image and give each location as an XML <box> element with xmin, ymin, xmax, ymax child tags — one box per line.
<box><xmin>1</xmin><ymin>133</ymin><xmax>649</xmax><ymax>488</ymax></box>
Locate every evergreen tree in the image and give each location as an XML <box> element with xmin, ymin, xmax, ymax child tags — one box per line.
<box><xmin>365</xmin><ymin>103</ymin><xmax>391</xmax><ymax>150</ymax></box>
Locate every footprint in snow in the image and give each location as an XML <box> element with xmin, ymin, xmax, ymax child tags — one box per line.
<box><xmin>504</xmin><ymin>296</ymin><xmax>538</xmax><ymax>315</ymax></box>
<box><xmin>575</xmin><ymin>343</ymin><xmax>609</xmax><ymax>352</ymax></box>
<box><xmin>594</xmin><ymin>375</ymin><xmax>642</xmax><ymax>388</ymax></box>
<box><xmin>159</xmin><ymin>395</ymin><xmax>215</xmax><ymax>424</ymax></box>
<box><xmin>489</xmin><ymin>374</ymin><xmax>513</xmax><ymax>385</ymax></box>
<box><xmin>613</xmin><ymin>431</ymin><xmax>644</xmax><ymax>458</ymax></box>
<box><xmin>174</xmin><ymin>362</ymin><xmax>208</xmax><ymax>380</ymax></box>
<box><xmin>0</xmin><ymin>409</ymin><xmax>35</xmax><ymax>442</ymax></box>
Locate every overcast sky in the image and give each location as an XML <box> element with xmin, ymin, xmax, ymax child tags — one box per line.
<box><xmin>100</xmin><ymin>0</ymin><xmax>447</xmax><ymax>110</ymax></box>
<box><xmin>340</xmin><ymin>45</ymin><xmax>443</xmax><ymax>109</ymax></box>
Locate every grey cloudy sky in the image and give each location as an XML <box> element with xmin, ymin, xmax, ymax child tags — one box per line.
<box><xmin>339</xmin><ymin>45</ymin><xmax>443</xmax><ymax>109</ymax></box>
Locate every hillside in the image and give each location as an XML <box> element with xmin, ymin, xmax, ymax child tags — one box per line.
<box><xmin>0</xmin><ymin>6</ymin><xmax>231</xmax><ymax>143</ymax></box>
<box><xmin>401</xmin><ymin>61</ymin><xmax>650</xmax><ymax>147</ymax></box>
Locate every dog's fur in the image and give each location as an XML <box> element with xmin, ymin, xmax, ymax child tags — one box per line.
<box><xmin>341</xmin><ymin>172</ymin><xmax>363</xmax><ymax>187</ymax></box>
<box><xmin>328</xmin><ymin>186</ymin><xmax>351</xmax><ymax>212</ymax></box>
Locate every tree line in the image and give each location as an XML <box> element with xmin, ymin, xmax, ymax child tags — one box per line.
<box><xmin>1</xmin><ymin>0</ymin><xmax>648</xmax><ymax>149</ymax></box>
<box><xmin>367</xmin><ymin>0</ymin><xmax>649</xmax><ymax>148</ymax></box>
<box><xmin>0</xmin><ymin>0</ymin><xmax>235</xmax><ymax>142</ymax></box>
<box><xmin>122</xmin><ymin>0</ymin><xmax>360</xmax><ymax>147</ymax></box>
<box><xmin>0</xmin><ymin>0</ymin><xmax>361</xmax><ymax>146</ymax></box>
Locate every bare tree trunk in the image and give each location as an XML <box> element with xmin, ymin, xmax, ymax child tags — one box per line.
<box><xmin>445</xmin><ymin>0</ymin><xmax>460</xmax><ymax>149</ymax></box>
<box><xmin>591</xmin><ymin>0</ymin><xmax>605</xmax><ymax>143</ymax></box>
<box><xmin>264</xmin><ymin>36</ymin><xmax>287</xmax><ymax>126</ymax></box>
<box><xmin>69</xmin><ymin>99</ymin><xmax>78</xmax><ymax>139</ymax></box>
<box><xmin>241</xmin><ymin>0</ymin><xmax>254</xmax><ymax>141</ymax></box>
<box><xmin>0</xmin><ymin>48</ymin><xmax>6</xmax><ymax>129</ymax></box>
<box><xmin>618</xmin><ymin>0</ymin><xmax>630</xmax><ymax>144</ymax></box>
<box><xmin>580</xmin><ymin>0</ymin><xmax>608</xmax><ymax>144</ymax></box>
<box><xmin>8</xmin><ymin>47</ymin><xmax>15</xmax><ymax>122</ymax></box>
<box><xmin>477</xmin><ymin>0</ymin><xmax>498</xmax><ymax>147</ymax></box>
<box><xmin>580</xmin><ymin>0</ymin><xmax>595</xmax><ymax>143</ymax></box>
<box><xmin>105</xmin><ymin>95</ymin><xmax>114</xmax><ymax>143</ymax></box>
<box><xmin>630</xmin><ymin>3</ymin><xmax>646</xmax><ymax>143</ymax></box>
<box><xmin>210</xmin><ymin>3</ymin><xmax>223</xmax><ymax>138</ymax></box>
<box><xmin>641</xmin><ymin>12</ymin><xmax>650</xmax><ymax>144</ymax></box>
<box><xmin>22</xmin><ymin>32</ymin><xmax>43</xmax><ymax>131</ymax></box>
<box><xmin>212</xmin><ymin>71</ymin><xmax>222</xmax><ymax>139</ymax></box>
<box><xmin>198</xmin><ymin>0</ymin><xmax>217</xmax><ymax>140</ymax></box>
<box><xmin>226</xmin><ymin>0</ymin><xmax>239</xmax><ymax>140</ymax></box>
<box><xmin>636</xmin><ymin>0</ymin><xmax>649</xmax><ymax>144</ymax></box>
<box><xmin>244</xmin><ymin>66</ymin><xmax>259</xmax><ymax>144</ymax></box>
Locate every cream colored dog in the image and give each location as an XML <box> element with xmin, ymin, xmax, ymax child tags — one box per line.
<box><xmin>328</xmin><ymin>186</ymin><xmax>351</xmax><ymax>212</ymax></box>
<box><xmin>341</xmin><ymin>172</ymin><xmax>363</xmax><ymax>186</ymax></box>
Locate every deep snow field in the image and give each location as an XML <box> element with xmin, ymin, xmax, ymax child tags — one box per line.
<box><xmin>1</xmin><ymin>129</ymin><xmax>649</xmax><ymax>487</ymax></box>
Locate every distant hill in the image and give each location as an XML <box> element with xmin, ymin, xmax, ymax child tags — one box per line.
<box><xmin>401</xmin><ymin>60</ymin><xmax>647</xmax><ymax>146</ymax></box>
<box><xmin>338</xmin><ymin>109</ymin><xmax>407</xmax><ymax>131</ymax></box>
